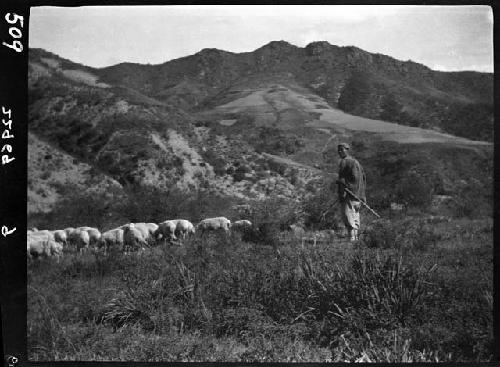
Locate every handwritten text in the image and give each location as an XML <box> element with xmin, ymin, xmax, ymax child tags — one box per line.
<box><xmin>2</xmin><ymin>12</ymin><xmax>24</xmax><ymax>53</ymax></box>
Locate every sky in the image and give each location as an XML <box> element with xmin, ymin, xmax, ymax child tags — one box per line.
<box><xmin>29</xmin><ymin>5</ymin><xmax>494</xmax><ymax>72</ymax></box>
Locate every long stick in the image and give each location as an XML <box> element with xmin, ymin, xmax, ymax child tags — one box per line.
<box><xmin>342</xmin><ymin>185</ymin><xmax>381</xmax><ymax>219</ymax></box>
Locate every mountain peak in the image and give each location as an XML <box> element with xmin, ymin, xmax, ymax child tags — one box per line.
<box><xmin>198</xmin><ymin>47</ymin><xmax>230</xmax><ymax>55</ymax></box>
<box><xmin>305</xmin><ymin>41</ymin><xmax>336</xmax><ymax>56</ymax></box>
<box><xmin>257</xmin><ymin>40</ymin><xmax>297</xmax><ymax>51</ymax></box>
<box><xmin>306</xmin><ymin>41</ymin><xmax>332</xmax><ymax>48</ymax></box>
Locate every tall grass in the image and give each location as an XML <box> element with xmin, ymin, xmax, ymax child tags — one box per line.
<box><xmin>27</xmin><ymin>226</ymin><xmax>492</xmax><ymax>361</ymax></box>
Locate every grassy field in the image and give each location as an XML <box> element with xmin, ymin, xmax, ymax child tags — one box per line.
<box><xmin>27</xmin><ymin>216</ymin><xmax>493</xmax><ymax>362</ymax></box>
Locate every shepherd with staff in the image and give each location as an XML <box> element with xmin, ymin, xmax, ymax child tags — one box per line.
<box><xmin>336</xmin><ymin>142</ymin><xmax>367</xmax><ymax>241</ymax></box>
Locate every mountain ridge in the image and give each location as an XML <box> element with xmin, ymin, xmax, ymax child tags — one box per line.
<box><xmin>27</xmin><ymin>42</ymin><xmax>493</xmax><ymax>215</ymax></box>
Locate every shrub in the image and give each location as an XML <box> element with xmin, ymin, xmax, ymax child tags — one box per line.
<box><xmin>233</xmin><ymin>165</ymin><xmax>249</xmax><ymax>182</ymax></box>
<box><xmin>267</xmin><ymin>160</ymin><xmax>287</xmax><ymax>175</ymax></box>
<box><xmin>361</xmin><ymin>220</ymin><xmax>399</xmax><ymax>249</ymax></box>
<box><xmin>395</xmin><ymin>171</ymin><xmax>434</xmax><ymax>210</ymax></box>
<box><xmin>301</xmin><ymin>179</ymin><xmax>339</xmax><ymax>230</ymax></box>
<box><xmin>338</xmin><ymin>71</ymin><xmax>373</xmax><ymax>115</ymax></box>
<box><xmin>402</xmin><ymin>220</ymin><xmax>441</xmax><ymax>251</ymax></box>
<box><xmin>348</xmin><ymin>252</ymin><xmax>436</xmax><ymax>326</ymax></box>
<box><xmin>452</xmin><ymin>185</ymin><xmax>485</xmax><ymax>219</ymax></box>
<box><xmin>245</xmin><ymin>196</ymin><xmax>304</xmax><ymax>246</ymax></box>
<box><xmin>96</xmin><ymin>290</ymin><xmax>154</xmax><ymax>332</ymax></box>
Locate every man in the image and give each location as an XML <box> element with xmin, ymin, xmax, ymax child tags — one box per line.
<box><xmin>336</xmin><ymin>143</ymin><xmax>366</xmax><ymax>241</ymax></box>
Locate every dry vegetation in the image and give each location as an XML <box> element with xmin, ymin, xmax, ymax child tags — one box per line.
<box><xmin>27</xmin><ymin>182</ymin><xmax>493</xmax><ymax>362</ymax></box>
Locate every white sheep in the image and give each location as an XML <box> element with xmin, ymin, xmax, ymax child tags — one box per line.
<box><xmin>99</xmin><ymin>227</ymin><xmax>124</xmax><ymax>254</ymax></box>
<box><xmin>173</xmin><ymin>219</ymin><xmax>195</xmax><ymax>239</ymax></box>
<box><xmin>27</xmin><ymin>235</ymin><xmax>63</xmax><ymax>261</ymax></box>
<box><xmin>132</xmin><ymin>222</ymin><xmax>159</xmax><ymax>243</ymax></box>
<box><xmin>27</xmin><ymin>230</ymin><xmax>53</xmax><ymax>244</ymax></box>
<box><xmin>32</xmin><ymin>229</ymin><xmax>55</xmax><ymax>241</ymax></box>
<box><xmin>232</xmin><ymin>220</ymin><xmax>252</xmax><ymax>230</ymax></box>
<box><xmin>144</xmin><ymin>222</ymin><xmax>160</xmax><ymax>235</ymax></box>
<box><xmin>64</xmin><ymin>227</ymin><xmax>76</xmax><ymax>237</ymax></box>
<box><xmin>155</xmin><ymin>220</ymin><xmax>178</xmax><ymax>243</ymax></box>
<box><xmin>123</xmin><ymin>223</ymin><xmax>147</xmax><ymax>252</ymax></box>
<box><xmin>68</xmin><ymin>229</ymin><xmax>90</xmax><ymax>253</ymax></box>
<box><xmin>28</xmin><ymin>230</ymin><xmax>56</xmax><ymax>252</ymax></box>
<box><xmin>52</xmin><ymin>229</ymin><xmax>68</xmax><ymax>246</ymax></box>
<box><xmin>87</xmin><ymin>228</ymin><xmax>102</xmax><ymax>247</ymax></box>
<box><xmin>197</xmin><ymin>217</ymin><xmax>232</xmax><ymax>233</ymax></box>
<box><xmin>75</xmin><ymin>226</ymin><xmax>101</xmax><ymax>248</ymax></box>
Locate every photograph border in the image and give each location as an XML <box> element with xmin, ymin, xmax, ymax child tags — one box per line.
<box><xmin>0</xmin><ymin>0</ymin><xmax>498</xmax><ymax>365</ymax></box>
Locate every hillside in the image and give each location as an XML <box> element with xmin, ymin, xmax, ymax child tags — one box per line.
<box><xmin>28</xmin><ymin>132</ymin><xmax>123</xmax><ymax>213</ymax></box>
<box><xmin>95</xmin><ymin>41</ymin><xmax>493</xmax><ymax>142</ymax></box>
<box><xmin>28</xmin><ymin>49</ymin><xmax>313</xmax><ymax>209</ymax></box>
<box><xmin>28</xmin><ymin>45</ymin><xmax>493</xmax><ymax>219</ymax></box>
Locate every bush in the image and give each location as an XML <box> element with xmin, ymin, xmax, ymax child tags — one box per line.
<box><xmin>267</xmin><ymin>160</ymin><xmax>287</xmax><ymax>175</ymax></box>
<box><xmin>395</xmin><ymin>171</ymin><xmax>434</xmax><ymax>210</ymax></box>
<box><xmin>451</xmin><ymin>185</ymin><xmax>489</xmax><ymax>219</ymax></box>
<box><xmin>348</xmin><ymin>252</ymin><xmax>436</xmax><ymax>326</ymax></box>
<box><xmin>402</xmin><ymin>220</ymin><xmax>441</xmax><ymax>251</ymax></box>
<box><xmin>245</xmin><ymin>196</ymin><xmax>304</xmax><ymax>246</ymax></box>
<box><xmin>96</xmin><ymin>290</ymin><xmax>154</xmax><ymax>332</ymax></box>
<box><xmin>361</xmin><ymin>220</ymin><xmax>399</xmax><ymax>249</ymax></box>
<box><xmin>232</xmin><ymin>165</ymin><xmax>249</xmax><ymax>182</ymax></box>
<box><xmin>301</xmin><ymin>178</ymin><xmax>339</xmax><ymax>230</ymax></box>
<box><xmin>338</xmin><ymin>71</ymin><xmax>373</xmax><ymax>115</ymax></box>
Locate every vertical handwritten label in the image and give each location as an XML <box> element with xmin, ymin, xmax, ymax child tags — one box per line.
<box><xmin>2</xmin><ymin>13</ymin><xmax>24</xmax><ymax>53</ymax></box>
<box><xmin>1</xmin><ymin>225</ymin><xmax>16</xmax><ymax>237</ymax></box>
<box><xmin>2</xmin><ymin>106</ymin><xmax>14</xmax><ymax>165</ymax></box>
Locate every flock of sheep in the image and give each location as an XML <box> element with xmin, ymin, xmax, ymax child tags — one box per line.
<box><xmin>27</xmin><ymin>217</ymin><xmax>253</xmax><ymax>261</ymax></box>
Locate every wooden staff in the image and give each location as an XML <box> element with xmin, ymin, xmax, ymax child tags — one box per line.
<box><xmin>340</xmin><ymin>184</ymin><xmax>381</xmax><ymax>219</ymax></box>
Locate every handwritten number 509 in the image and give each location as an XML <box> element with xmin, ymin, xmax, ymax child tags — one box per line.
<box><xmin>2</xmin><ymin>13</ymin><xmax>24</xmax><ymax>53</ymax></box>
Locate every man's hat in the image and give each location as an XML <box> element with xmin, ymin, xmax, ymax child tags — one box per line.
<box><xmin>338</xmin><ymin>142</ymin><xmax>350</xmax><ymax>150</ymax></box>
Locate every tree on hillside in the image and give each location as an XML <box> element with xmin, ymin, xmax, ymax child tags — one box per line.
<box><xmin>395</xmin><ymin>171</ymin><xmax>434</xmax><ymax>210</ymax></box>
<box><xmin>338</xmin><ymin>71</ymin><xmax>372</xmax><ymax>114</ymax></box>
<box><xmin>379</xmin><ymin>93</ymin><xmax>402</xmax><ymax>122</ymax></box>
<box><xmin>441</xmin><ymin>102</ymin><xmax>493</xmax><ymax>142</ymax></box>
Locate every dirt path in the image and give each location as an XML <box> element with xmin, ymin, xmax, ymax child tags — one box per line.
<box><xmin>285</xmin><ymin>89</ymin><xmax>491</xmax><ymax>146</ymax></box>
<box><xmin>215</xmin><ymin>85</ymin><xmax>491</xmax><ymax>146</ymax></box>
<box><xmin>315</xmin><ymin>128</ymin><xmax>338</xmax><ymax>153</ymax></box>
